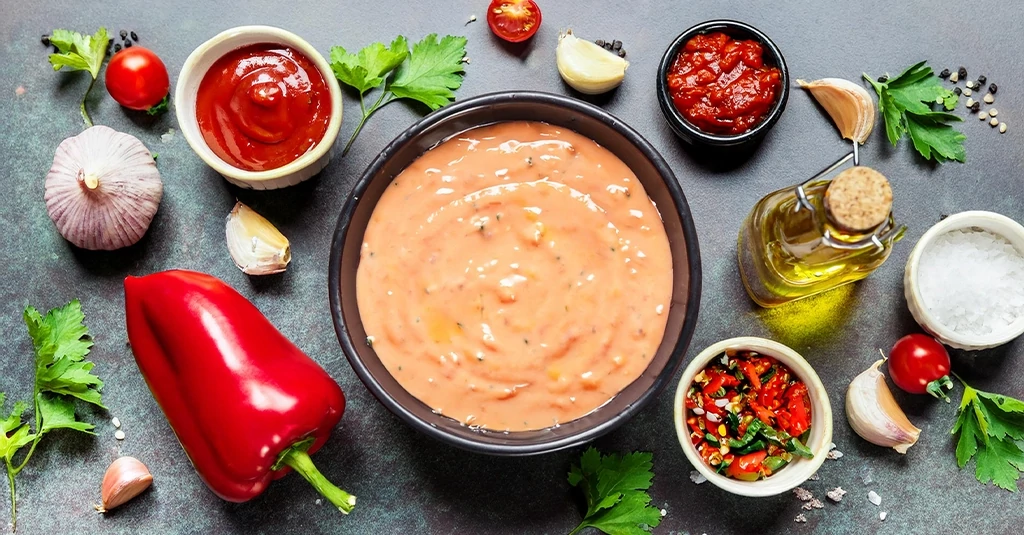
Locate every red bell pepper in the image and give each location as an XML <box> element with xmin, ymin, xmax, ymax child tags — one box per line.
<box><xmin>124</xmin><ymin>270</ymin><xmax>355</xmax><ymax>513</ymax></box>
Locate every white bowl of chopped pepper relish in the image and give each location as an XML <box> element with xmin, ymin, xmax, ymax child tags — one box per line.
<box><xmin>673</xmin><ymin>337</ymin><xmax>833</xmax><ymax>497</ymax></box>
<box><xmin>904</xmin><ymin>211</ymin><xmax>1024</xmax><ymax>350</ymax></box>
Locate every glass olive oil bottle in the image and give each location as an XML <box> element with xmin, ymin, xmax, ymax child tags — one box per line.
<box><xmin>738</xmin><ymin>155</ymin><xmax>906</xmax><ymax>308</ymax></box>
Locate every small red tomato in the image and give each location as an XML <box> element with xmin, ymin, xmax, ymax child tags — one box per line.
<box><xmin>888</xmin><ymin>334</ymin><xmax>953</xmax><ymax>400</ymax></box>
<box><xmin>487</xmin><ymin>0</ymin><xmax>542</xmax><ymax>43</ymax></box>
<box><xmin>105</xmin><ymin>46</ymin><xmax>170</xmax><ymax>111</ymax></box>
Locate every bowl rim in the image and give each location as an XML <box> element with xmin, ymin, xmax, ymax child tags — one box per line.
<box><xmin>328</xmin><ymin>90</ymin><xmax>703</xmax><ymax>455</ymax></box>
<box><xmin>173</xmin><ymin>25</ymin><xmax>344</xmax><ymax>183</ymax></box>
<box><xmin>672</xmin><ymin>337</ymin><xmax>833</xmax><ymax>497</ymax></box>
<box><xmin>905</xmin><ymin>210</ymin><xmax>1024</xmax><ymax>347</ymax></box>
<box><xmin>656</xmin><ymin>19</ymin><xmax>790</xmax><ymax>146</ymax></box>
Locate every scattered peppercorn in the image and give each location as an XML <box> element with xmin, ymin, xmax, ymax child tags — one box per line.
<box><xmin>120</xmin><ymin>29</ymin><xmax>128</xmax><ymax>39</ymax></box>
<box><xmin>595</xmin><ymin>39</ymin><xmax>605</xmax><ymax>47</ymax></box>
<box><xmin>939</xmin><ymin>68</ymin><xmax>950</xmax><ymax>79</ymax></box>
<box><xmin>612</xmin><ymin>40</ymin><xmax>622</xmax><ymax>51</ymax></box>
<box><xmin>977</xmin><ymin>75</ymin><xmax>987</xmax><ymax>85</ymax></box>
<box><xmin>958</xmin><ymin>66</ymin><xmax>968</xmax><ymax>79</ymax></box>
<box><xmin>953</xmin><ymin>87</ymin><xmax>962</xmax><ymax>95</ymax></box>
<box><xmin>124</xmin><ymin>41</ymin><xmax>133</xmax><ymax>48</ymax></box>
<box><xmin>877</xmin><ymin>75</ymin><xmax>889</xmax><ymax>83</ymax></box>
<box><xmin>971</xmin><ymin>101</ymin><xmax>981</xmax><ymax>112</ymax></box>
<box><xmin>617</xmin><ymin>49</ymin><xmax>626</xmax><ymax>58</ymax></box>
<box><xmin>41</xmin><ymin>34</ymin><xmax>50</xmax><ymax>46</ymax></box>
<box><xmin>989</xmin><ymin>83</ymin><xmax>998</xmax><ymax>94</ymax></box>
<box><xmin>114</xmin><ymin>43</ymin><xmax>122</xmax><ymax>53</ymax></box>
<box><xmin>130</xmin><ymin>31</ymin><xmax>138</xmax><ymax>41</ymax></box>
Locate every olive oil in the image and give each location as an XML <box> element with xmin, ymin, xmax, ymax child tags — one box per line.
<box><xmin>738</xmin><ymin>157</ymin><xmax>905</xmax><ymax>308</ymax></box>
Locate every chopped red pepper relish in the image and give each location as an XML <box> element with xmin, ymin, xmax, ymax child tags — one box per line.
<box><xmin>685</xmin><ymin>349</ymin><xmax>813</xmax><ymax>481</ymax></box>
<box><xmin>666</xmin><ymin>32</ymin><xmax>782</xmax><ymax>135</ymax></box>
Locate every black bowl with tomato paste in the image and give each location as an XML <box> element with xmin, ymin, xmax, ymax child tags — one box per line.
<box><xmin>657</xmin><ymin>20</ymin><xmax>789</xmax><ymax>148</ymax></box>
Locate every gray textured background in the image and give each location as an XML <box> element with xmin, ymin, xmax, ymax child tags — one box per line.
<box><xmin>1</xmin><ymin>1</ymin><xmax>1022</xmax><ymax>534</ymax></box>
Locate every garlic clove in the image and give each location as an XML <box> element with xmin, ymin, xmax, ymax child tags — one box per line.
<box><xmin>556</xmin><ymin>29</ymin><xmax>629</xmax><ymax>95</ymax></box>
<box><xmin>44</xmin><ymin>125</ymin><xmax>163</xmax><ymax>251</ymax></box>
<box><xmin>225</xmin><ymin>201</ymin><xmax>291</xmax><ymax>275</ymax></box>
<box><xmin>846</xmin><ymin>359</ymin><xmax>921</xmax><ymax>454</ymax></box>
<box><xmin>797</xmin><ymin>78</ymin><xmax>876</xmax><ymax>144</ymax></box>
<box><xmin>95</xmin><ymin>456</ymin><xmax>153</xmax><ymax>513</ymax></box>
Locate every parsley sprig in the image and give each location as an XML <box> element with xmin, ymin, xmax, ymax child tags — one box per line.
<box><xmin>330</xmin><ymin>34</ymin><xmax>468</xmax><ymax>156</ymax></box>
<box><xmin>47</xmin><ymin>28</ymin><xmax>110</xmax><ymax>127</ymax></box>
<box><xmin>2</xmin><ymin>300</ymin><xmax>105</xmax><ymax>531</ymax></box>
<box><xmin>864</xmin><ymin>61</ymin><xmax>966</xmax><ymax>163</ymax></box>
<box><xmin>952</xmin><ymin>376</ymin><xmax>1024</xmax><ymax>491</ymax></box>
<box><xmin>567</xmin><ymin>448</ymin><xmax>662</xmax><ymax>535</ymax></box>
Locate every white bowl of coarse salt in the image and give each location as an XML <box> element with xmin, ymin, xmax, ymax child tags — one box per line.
<box><xmin>905</xmin><ymin>211</ymin><xmax>1024</xmax><ymax>350</ymax></box>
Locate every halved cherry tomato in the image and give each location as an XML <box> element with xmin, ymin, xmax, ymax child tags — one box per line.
<box><xmin>486</xmin><ymin>0</ymin><xmax>542</xmax><ymax>43</ymax></box>
<box><xmin>105</xmin><ymin>46</ymin><xmax>170</xmax><ymax>111</ymax></box>
<box><xmin>726</xmin><ymin>451</ymin><xmax>767</xmax><ymax>480</ymax></box>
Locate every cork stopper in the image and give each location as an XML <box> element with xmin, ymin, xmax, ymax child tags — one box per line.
<box><xmin>824</xmin><ymin>166</ymin><xmax>893</xmax><ymax>232</ymax></box>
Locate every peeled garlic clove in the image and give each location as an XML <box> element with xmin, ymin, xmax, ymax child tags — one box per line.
<box><xmin>846</xmin><ymin>359</ymin><xmax>921</xmax><ymax>454</ymax></box>
<box><xmin>797</xmin><ymin>78</ymin><xmax>876</xmax><ymax>144</ymax></box>
<box><xmin>226</xmin><ymin>201</ymin><xmax>291</xmax><ymax>275</ymax></box>
<box><xmin>44</xmin><ymin>125</ymin><xmax>163</xmax><ymax>250</ymax></box>
<box><xmin>556</xmin><ymin>29</ymin><xmax>629</xmax><ymax>95</ymax></box>
<box><xmin>96</xmin><ymin>456</ymin><xmax>153</xmax><ymax>513</ymax></box>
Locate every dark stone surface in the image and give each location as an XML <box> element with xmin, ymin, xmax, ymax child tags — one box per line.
<box><xmin>1</xmin><ymin>1</ymin><xmax>1022</xmax><ymax>534</ymax></box>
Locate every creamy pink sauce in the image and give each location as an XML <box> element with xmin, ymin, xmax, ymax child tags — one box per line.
<box><xmin>356</xmin><ymin>121</ymin><xmax>673</xmax><ymax>431</ymax></box>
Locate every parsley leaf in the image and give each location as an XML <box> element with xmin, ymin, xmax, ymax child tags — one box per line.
<box><xmin>952</xmin><ymin>381</ymin><xmax>1024</xmax><ymax>491</ymax></box>
<box><xmin>47</xmin><ymin>27</ymin><xmax>109</xmax><ymax>127</ymax></box>
<box><xmin>3</xmin><ymin>300</ymin><xmax>103</xmax><ymax>531</ymax></box>
<box><xmin>390</xmin><ymin>34</ymin><xmax>468</xmax><ymax>110</ymax></box>
<box><xmin>864</xmin><ymin>61</ymin><xmax>966</xmax><ymax>163</ymax></box>
<box><xmin>567</xmin><ymin>447</ymin><xmax>662</xmax><ymax>535</ymax></box>
<box><xmin>330</xmin><ymin>34</ymin><xmax>467</xmax><ymax>156</ymax></box>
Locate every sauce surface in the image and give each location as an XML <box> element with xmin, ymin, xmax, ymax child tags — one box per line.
<box><xmin>356</xmin><ymin>121</ymin><xmax>673</xmax><ymax>431</ymax></box>
<box><xmin>667</xmin><ymin>32</ymin><xmax>782</xmax><ymax>135</ymax></box>
<box><xmin>196</xmin><ymin>43</ymin><xmax>331</xmax><ymax>171</ymax></box>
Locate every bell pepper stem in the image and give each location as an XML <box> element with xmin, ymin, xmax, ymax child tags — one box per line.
<box><xmin>276</xmin><ymin>440</ymin><xmax>356</xmax><ymax>515</ymax></box>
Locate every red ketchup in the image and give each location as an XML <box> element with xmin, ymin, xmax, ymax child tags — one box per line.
<box><xmin>666</xmin><ymin>32</ymin><xmax>782</xmax><ymax>136</ymax></box>
<box><xmin>196</xmin><ymin>43</ymin><xmax>331</xmax><ymax>171</ymax></box>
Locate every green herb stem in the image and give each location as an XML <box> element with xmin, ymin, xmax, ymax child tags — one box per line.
<box><xmin>342</xmin><ymin>90</ymin><xmax>395</xmax><ymax>157</ymax></box>
<box><xmin>79</xmin><ymin>76</ymin><xmax>96</xmax><ymax>128</ymax></box>
<box><xmin>567</xmin><ymin>523</ymin><xmax>587</xmax><ymax>535</ymax></box>
<box><xmin>5</xmin><ymin>461</ymin><xmax>16</xmax><ymax>532</ymax></box>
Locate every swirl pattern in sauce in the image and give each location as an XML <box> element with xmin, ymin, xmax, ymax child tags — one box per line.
<box><xmin>356</xmin><ymin>121</ymin><xmax>672</xmax><ymax>431</ymax></box>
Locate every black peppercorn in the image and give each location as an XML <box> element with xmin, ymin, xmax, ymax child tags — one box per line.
<box><xmin>130</xmin><ymin>31</ymin><xmax>138</xmax><ymax>41</ymax></box>
<box><xmin>603</xmin><ymin>43</ymin><xmax>612</xmax><ymax>51</ymax></box>
<box><xmin>612</xmin><ymin>40</ymin><xmax>622</xmax><ymax>51</ymax></box>
<box><xmin>953</xmin><ymin>87</ymin><xmax>962</xmax><ymax>95</ymax></box>
<box><xmin>977</xmin><ymin>75</ymin><xmax>987</xmax><ymax>85</ymax></box>
<box><xmin>618</xmin><ymin>49</ymin><xmax>626</xmax><ymax>58</ymax></box>
<box><xmin>41</xmin><ymin>34</ymin><xmax>51</xmax><ymax>46</ymax></box>
<box><xmin>958</xmin><ymin>66</ymin><xmax>967</xmax><ymax>79</ymax></box>
<box><xmin>939</xmin><ymin>68</ymin><xmax>950</xmax><ymax>79</ymax></box>
<box><xmin>124</xmin><ymin>41</ymin><xmax>133</xmax><ymax>48</ymax></box>
<box><xmin>120</xmin><ymin>29</ymin><xmax>128</xmax><ymax>39</ymax></box>
<box><xmin>989</xmin><ymin>83</ymin><xmax>998</xmax><ymax>94</ymax></box>
<box><xmin>114</xmin><ymin>43</ymin><xmax>122</xmax><ymax>52</ymax></box>
<box><xmin>877</xmin><ymin>75</ymin><xmax>889</xmax><ymax>83</ymax></box>
<box><xmin>595</xmin><ymin>39</ymin><xmax>605</xmax><ymax>47</ymax></box>
<box><xmin>970</xmin><ymin>101</ymin><xmax>981</xmax><ymax>112</ymax></box>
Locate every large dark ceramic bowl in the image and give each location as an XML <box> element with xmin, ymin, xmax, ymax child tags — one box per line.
<box><xmin>328</xmin><ymin>91</ymin><xmax>702</xmax><ymax>456</ymax></box>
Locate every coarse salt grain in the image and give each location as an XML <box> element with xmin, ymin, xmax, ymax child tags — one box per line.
<box><xmin>795</xmin><ymin>514</ymin><xmax>808</xmax><ymax>523</ymax></box>
<box><xmin>803</xmin><ymin>499</ymin><xmax>824</xmax><ymax>510</ymax></box>
<box><xmin>689</xmin><ymin>471</ymin><xmax>707</xmax><ymax>485</ymax></box>
<box><xmin>868</xmin><ymin>490</ymin><xmax>882</xmax><ymax>506</ymax></box>
<box><xmin>793</xmin><ymin>487</ymin><xmax>814</xmax><ymax>501</ymax></box>
<box><xmin>918</xmin><ymin>229</ymin><xmax>1024</xmax><ymax>336</ymax></box>
<box><xmin>826</xmin><ymin>487</ymin><xmax>847</xmax><ymax>502</ymax></box>
<box><xmin>112</xmin><ymin>417</ymin><xmax>121</xmax><ymax>428</ymax></box>
<box><xmin>880</xmin><ymin>511</ymin><xmax>888</xmax><ymax>521</ymax></box>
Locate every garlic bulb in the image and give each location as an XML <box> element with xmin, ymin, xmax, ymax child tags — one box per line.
<box><xmin>846</xmin><ymin>360</ymin><xmax>921</xmax><ymax>454</ymax></box>
<box><xmin>44</xmin><ymin>125</ymin><xmax>163</xmax><ymax>250</ymax></box>
<box><xmin>556</xmin><ymin>29</ymin><xmax>629</xmax><ymax>95</ymax></box>
<box><xmin>226</xmin><ymin>201</ymin><xmax>291</xmax><ymax>275</ymax></box>
<box><xmin>797</xmin><ymin>78</ymin><xmax>876</xmax><ymax>144</ymax></box>
<box><xmin>95</xmin><ymin>456</ymin><xmax>153</xmax><ymax>513</ymax></box>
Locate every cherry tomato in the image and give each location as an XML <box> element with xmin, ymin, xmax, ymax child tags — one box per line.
<box><xmin>726</xmin><ymin>450</ymin><xmax>766</xmax><ymax>480</ymax></box>
<box><xmin>486</xmin><ymin>0</ymin><xmax>542</xmax><ymax>43</ymax></box>
<box><xmin>888</xmin><ymin>334</ymin><xmax>952</xmax><ymax>400</ymax></box>
<box><xmin>105</xmin><ymin>46</ymin><xmax>170</xmax><ymax>111</ymax></box>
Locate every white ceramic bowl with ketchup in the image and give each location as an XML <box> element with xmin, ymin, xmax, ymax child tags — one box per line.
<box><xmin>673</xmin><ymin>337</ymin><xmax>833</xmax><ymax>497</ymax></box>
<box><xmin>175</xmin><ymin>25</ymin><xmax>343</xmax><ymax>190</ymax></box>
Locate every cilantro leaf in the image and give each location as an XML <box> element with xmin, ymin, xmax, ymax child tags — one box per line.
<box><xmin>864</xmin><ymin>61</ymin><xmax>966</xmax><ymax>164</ymax></box>
<box><xmin>331</xmin><ymin>36</ymin><xmax>409</xmax><ymax>94</ymax></box>
<box><xmin>330</xmin><ymin>34</ymin><xmax>468</xmax><ymax>156</ymax></box>
<box><xmin>568</xmin><ymin>448</ymin><xmax>661</xmax><ymax>535</ymax></box>
<box><xmin>48</xmin><ymin>27</ymin><xmax>108</xmax><ymax>79</ymax></box>
<box><xmin>952</xmin><ymin>382</ymin><xmax>1024</xmax><ymax>491</ymax></box>
<box><xmin>390</xmin><ymin>34</ymin><xmax>467</xmax><ymax>110</ymax></box>
<box><xmin>37</xmin><ymin>393</ymin><xmax>95</xmax><ymax>435</ymax></box>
